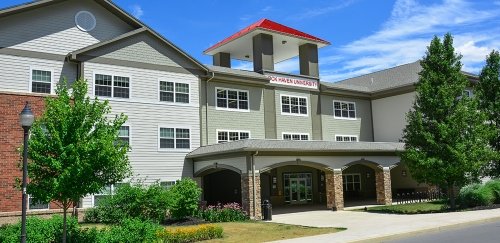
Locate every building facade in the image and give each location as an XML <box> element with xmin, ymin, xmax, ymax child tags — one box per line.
<box><xmin>0</xmin><ymin>0</ymin><xmax>477</xmax><ymax>219</ymax></box>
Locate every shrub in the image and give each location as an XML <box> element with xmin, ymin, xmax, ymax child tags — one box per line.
<box><xmin>0</xmin><ymin>215</ymin><xmax>79</xmax><ymax>243</ymax></box>
<box><xmin>77</xmin><ymin>218</ymin><xmax>163</xmax><ymax>243</ymax></box>
<box><xmin>485</xmin><ymin>179</ymin><xmax>500</xmax><ymax>203</ymax></box>
<box><xmin>156</xmin><ymin>224</ymin><xmax>223</xmax><ymax>243</ymax></box>
<box><xmin>84</xmin><ymin>183</ymin><xmax>171</xmax><ymax>223</ymax></box>
<box><xmin>168</xmin><ymin>179</ymin><xmax>202</xmax><ymax>220</ymax></box>
<box><xmin>199</xmin><ymin>203</ymin><xmax>249</xmax><ymax>222</ymax></box>
<box><xmin>458</xmin><ymin>183</ymin><xmax>495</xmax><ymax>208</ymax></box>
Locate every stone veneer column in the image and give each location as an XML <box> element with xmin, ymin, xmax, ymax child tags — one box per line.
<box><xmin>375</xmin><ymin>167</ymin><xmax>392</xmax><ymax>205</ymax></box>
<box><xmin>326</xmin><ymin>169</ymin><xmax>344</xmax><ymax>210</ymax></box>
<box><xmin>241</xmin><ymin>173</ymin><xmax>262</xmax><ymax>219</ymax></box>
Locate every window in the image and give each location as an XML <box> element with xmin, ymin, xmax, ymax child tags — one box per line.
<box><xmin>217</xmin><ymin>130</ymin><xmax>250</xmax><ymax>143</ymax></box>
<box><xmin>95</xmin><ymin>74</ymin><xmax>130</xmax><ymax>98</ymax></box>
<box><xmin>282</xmin><ymin>133</ymin><xmax>309</xmax><ymax>141</ymax></box>
<box><xmin>28</xmin><ymin>195</ymin><xmax>49</xmax><ymax>210</ymax></box>
<box><xmin>160</xmin><ymin>181</ymin><xmax>176</xmax><ymax>189</ymax></box>
<box><xmin>118</xmin><ymin>126</ymin><xmax>130</xmax><ymax>145</ymax></box>
<box><xmin>334</xmin><ymin>101</ymin><xmax>356</xmax><ymax>119</ymax></box>
<box><xmin>92</xmin><ymin>183</ymin><xmax>129</xmax><ymax>206</ymax></box>
<box><xmin>335</xmin><ymin>135</ymin><xmax>358</xmax><ymax>142</ymax></box>
<box><xmin>31</xmin><ymin>69</ymin><xmax>52</xmax><ymax>94</ymax></box>
<box><xmin>159</xmin><ymin>127</ymin><xmax>190</xmax><ymax>149</ymax></box>
<box><xmin>159</xmin><ymin>81</ymin><xmax>190</xmax><ymax>103</ymax></box>
<box><xmin>281</xmin><ymin>95</ymin><xmax>307</xmax><ymax>115</ymax></box>
<box><xmin>343</xmin><ymin>174</ymin><xmax>361</xmax><ymax>191</ymax></box>
<box><xmin>216</xmin><ymin>88</ymin><xmax>249</xmax><ymax>110</ymax></box>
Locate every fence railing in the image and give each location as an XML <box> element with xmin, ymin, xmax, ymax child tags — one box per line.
<box><xmin>393</xmin><ymin>190</ymin><xmax>446</xmax><ymax>204</ymax></box>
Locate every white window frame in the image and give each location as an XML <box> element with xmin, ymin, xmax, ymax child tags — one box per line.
<box><xmin>343</xmin><ymin>173</ymin><xmax>362</xmax><ymax>191</ymax></box>
<box><xmin>157</xmin><ymin>125</ymin><xmax>192</xmax><ymax>152</ymax></box>
<box><xmin>282</xmin><ymin>132</ymin><xmax>310</xmax><ymax>141</ymax></box>
<box><xmin>91</xmin><ymin>183</ymin><xmax>129</xmax><ymax>207</ymax></box>
<box><xmin>216</xmin><ymin>129</ymin><xmax>251</xmax><ymax>143</ymax></box>
<box><xmin>215</xmin><ymin>87</ymin><xmax>250</xmax><ymax>112</ymax></box>
<box><xmin>280</xmin><ymin>94</ymin><xmax>309</xmax><ymax>117</ymax></box>
<box><xmin>335</xmin><ymin>135</ymin><xmax>358</xmax><ymax>142</ymax></box>
<box><xmin>29</xmin><ymin>67</ymin><xmax>54</xmax><ymax>95</ymax></box>
<box><xmin>28</xmin><ymin>195</ymin><xmax>50</xmax><ymax>211</ymax></box>
<box><xmin>118</xmin><ymin>125</ymin><xmax>131</xmax><ymax>146</ymax></box>
<box><xmin>160</xmin><ymin>181</ymin><xmax>176</xmax><ymax>189</ymax></box>
<box><xmin>158</xmin><ymin>79</ymin><xmax>191</xmax><ymax>104</ymax></box>
<box><xmin>333</xmin><ymin>100</ymin><xmax>357</xmax><ymax>120</ymax></box>
<box><xmin>92</xmin><ymin>71</ymin><xmax>132</xmax><ymax>99</ymax></box>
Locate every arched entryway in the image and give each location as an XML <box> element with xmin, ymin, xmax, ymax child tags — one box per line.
<box><xmin>342</xmin><ymin>160</ymin><xmax>383</xmax><ymax>207</ymax></box>
<box><xmin>195</xmin><ymin>165</ymin><xmax>242</xmax><ymax>205</ymax></box>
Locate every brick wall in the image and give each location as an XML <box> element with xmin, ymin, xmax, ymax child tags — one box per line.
<box><xmin>0</xmin><ymin>92</ymin><xmax>48</xmax><ymax>212</ymax></box>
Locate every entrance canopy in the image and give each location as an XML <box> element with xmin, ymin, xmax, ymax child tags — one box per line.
<box><xmin>203</xmin><ymin>19</ymin><xmax>330</xmax><ymax>63</ymax></box>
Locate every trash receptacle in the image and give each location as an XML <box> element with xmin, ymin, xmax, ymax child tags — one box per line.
<box><xmin>261</xmin><ymin>200</ymin><xmax>272</xmax><ymax>221</ymax></box>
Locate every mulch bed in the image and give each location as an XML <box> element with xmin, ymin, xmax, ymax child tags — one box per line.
<box><xmin>163</xmin><ymin>216</ymin><xmax>207</xmax><ymax>226</ymax></box>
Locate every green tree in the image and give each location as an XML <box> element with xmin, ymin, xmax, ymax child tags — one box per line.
<box><xmin>476</xmin><ymin>50</ymin><xmax>500</xmax><ymax>177</ymax></box>
<box><xmin>26</xmin><ymin>79</ymin><xmax>131</xmax><ymax>242</ymax></box>
<box><xmin>401</xmin><ymin>33</ymin><xmax>495</xmax><ymax>209</ymax></box>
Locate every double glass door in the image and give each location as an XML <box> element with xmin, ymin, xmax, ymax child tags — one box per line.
<box><xmin>284</xmin><ymin>173</ymin><xmax>312</xmax><ymax>204</ymax></box>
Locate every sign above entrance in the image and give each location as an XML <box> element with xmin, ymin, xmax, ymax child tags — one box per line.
<box><xmin>267</xmin><ymin>75</ymin><xmax>319</xmax><ymax>90</ymax></box>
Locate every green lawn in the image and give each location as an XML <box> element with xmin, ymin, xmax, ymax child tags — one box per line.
<box><xmin>360</xmin><ymin>201</ymin><xmax>449</xmax><ymax>214</ymax></box>
<box><xmin>202</xmin><ymin>221</ymin><xmax>345</xmax><ymax>243</ymax></box>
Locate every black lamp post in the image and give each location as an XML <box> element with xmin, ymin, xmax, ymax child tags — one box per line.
<box><xmin>20</xmin><ymin>102</ymin><xmax>34</xmax><ymax>243</ymax></box>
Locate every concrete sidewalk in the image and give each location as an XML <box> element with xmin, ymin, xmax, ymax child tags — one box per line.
<box><xmin>269</xmin><ymin>208</ymin><xmax>500</xmax><ymax>242</ymax></box>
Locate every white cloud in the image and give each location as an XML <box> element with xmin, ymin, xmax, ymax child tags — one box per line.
<box><xmin>321</xmin><ymin>0</ymin><xmax>500</xmax><ymax>82</ymax></box>
<box><xmin>131</xmin><ymin>4</ymin><xmax>144</xmax><ymax>19</ymax></box>
<box><xmin>290</xmin><ymin>0</ymin><xmax>357</xmax><ymax>21</ymax></box>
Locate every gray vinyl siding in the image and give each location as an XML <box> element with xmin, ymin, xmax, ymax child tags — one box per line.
<box><xmin>84</xmin><ymin>33</ymin><xmax>199</xmax><ymax>70</ymax></box>
<box><xmin>0</xmin><ymin>54</ymin><xmax>77</xmax><ymax>93</ymax></box>
<box><xmin>204</xmin><ymin>81</ymin><xmax>265</xmax><ymax>145</ymax></box>
<box><xmin>83</xmin><ymin>62</ymin><xmax>200</xmax><ymax>185</ymax></box>
<box><xmin>321</xmin><ymin>95</ymin><xmax>374</xmax><ymax>142</ymax></box>
<box><xmin>275</xmin><ymin>89</ymin><xmax>313</xmax><ymax>139</ymax></box>
<box><xmin>0</xmin><ymin>0</ymin><xmax>133</xmax><ymax>55</ymax></box>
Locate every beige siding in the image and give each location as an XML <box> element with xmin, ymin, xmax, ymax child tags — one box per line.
<box><xmin>204</xmin><ymin>81</ymin><xmax>265</xmax><ymax>145</ymax></box>
<box><xmin>372</xmin><ymin>92</ymin><xmax>415</xmax><ymax>142</ymax></box>
<box><xmin>0</xmin><ymin>0</ymin><xmax>133</xmax><ymax>55</ymax></box>
<box><xmin>85</xmin><ymin>33</ymin><xmax>199</xmax><ymax>70</ymax></box>
<box><xmin>275</xmin><ymin>89</ymin><xmax>313</xmax><ymax>139</ymax></box>
<box><xmin>0</xmin><ymin>54</ymin><xmax>77</xmax><ymax>93</ymax></box>
<box><xmin>83</xmin><ymin>62</ymin><xmax>200</xmax><ymax>185</ymax></box>
<box><xmin>321</xmin><ymin>95</ymin><xmax>373</xmax><ymax>142</ymax></box>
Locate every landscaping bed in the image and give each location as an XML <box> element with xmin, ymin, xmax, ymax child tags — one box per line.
<box><xmin>360</xmin><ymin>201</ymin><xmax>449</xmax><ymax>214</ymax></box>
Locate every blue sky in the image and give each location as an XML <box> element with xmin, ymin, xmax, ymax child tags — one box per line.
<box><xmin>2</xmin><ymin>0</ymin><xmax>500</xmax><ymax>82</ymax></box>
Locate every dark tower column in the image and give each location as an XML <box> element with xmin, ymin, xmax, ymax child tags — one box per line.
<box><xmin>299</xmin><ymin>43</ymin><xmax>319</xmax><ymax>77</ymax></box>
<box><xmin>213</xmin><ymin>52</ymin><xmax>231</xmax><ymax>68</ymax></box>
<box><xmin>253</xmin><ymin>33</ymin><xmax>274</xmax><ymax>72</ymax></box>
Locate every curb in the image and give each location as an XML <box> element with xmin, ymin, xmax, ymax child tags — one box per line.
<box><xmin>352</xmin><ymin>216</ymin><xmax>500</xmax><ymax>243</ymax></box>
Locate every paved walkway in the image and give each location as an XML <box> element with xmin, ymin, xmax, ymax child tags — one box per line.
<box><xmin>269</xmin><ymin>208</ymin><xmax>500</xmax><ymax>242</ymax></box>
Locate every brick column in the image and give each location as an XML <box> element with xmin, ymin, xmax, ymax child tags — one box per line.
<box><xmin>326</xmin><ymin>169</ymin><xmax>344</xmax><ymax>210</ymax></box>
<box><xmin>375</xmin><ymin>167</ymin><xmax>392</xmax><ymax>205</ymax></box>
<box><xmin>241</xmin><ymin>173</ymin><xmax>261</xmax><ymax>219</ymax></box>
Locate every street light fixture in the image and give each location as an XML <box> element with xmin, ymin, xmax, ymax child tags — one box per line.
<box><xmin>20</xmin><ymin>102</ymin><xmax>34</xmax><ymax>243</ymax></box>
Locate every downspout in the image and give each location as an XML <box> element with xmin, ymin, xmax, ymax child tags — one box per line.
<box><xmin>205</xmin><ymin>71</ymin><xmax>215</xmax><ymax>145</ymax></box>
<box><xmin>252</xmin><ymin>151</ymin><xmax>259</xmax><ymax>218</ymax></box>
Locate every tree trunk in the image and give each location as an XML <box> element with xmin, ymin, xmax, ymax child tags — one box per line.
<box><xmin>62</xmin><ymin>206</ymin><xmax>67</xmax><ymax>243</ymax></box>
<box><xmin>448</xmin><ymin>185</ymin><xmax>456</xmax><ymax>209</ymax></box>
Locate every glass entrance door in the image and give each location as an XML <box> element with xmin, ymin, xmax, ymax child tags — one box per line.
<box><xmin>284</xmin><ymin>173</ymin><xmax>312</xmax><ymax>204</ymax></box>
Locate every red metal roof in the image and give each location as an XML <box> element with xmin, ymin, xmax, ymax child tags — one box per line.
<box><xmin>204</xmin><ymin>18</ymin><xmax>330</xmax><ymax>53</ymax></box>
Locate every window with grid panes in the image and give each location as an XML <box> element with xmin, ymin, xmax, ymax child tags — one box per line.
<box><xmin>118</xmin><ymin>126</ymin><xmax>130</xmax><ymax>144</ymax></box>
<box><xmin>335</xmin><ymin>135</ymin><xmax>358</xmax><ymax>142</ymax></box>
<box><xmin>216</xmin><ymin>88</ymin><xmax>249</xmax><ymax>110</ymax></box>
<box><xmin>343</xmin><ymin>174</ymin><xmax>361</xmax><ymax>191</ymax></box>
<box><xmin>159</xmin><ymin>81</ymin><xmax>190</xmax><ymax>103</ymax></box>
<box><xmin>31</xmin><ymin>70</ymin><xmax>51</xmax><ymax>94</ymax></box>
<box><xmin>281</xmin><ymin>95</ymin><xmax>307</xmax><ymax>115</ymax></box>
<box><xmin>217</xmin><ymin>131</ymin><xmax>250</xmax><ymax>143</ymax></box>
<box><xmin>334</xmin><ymin>101</ymin><xmax>356</xmax><ymax>119</ymax></box>
<box><xmin>282</xmin><ymin>133</ymin><xmax>309</xmax><ymax>141</ymax></box>
<box><xmin>95</xmin><ymin>74</ymin><xmax>129</xmax><ymax>98</ymax></box>
<box><xmin>159</xmin><ymin>128</ymin><xmax>190</xmax><ymax>149</ymax></box>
